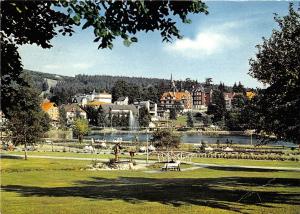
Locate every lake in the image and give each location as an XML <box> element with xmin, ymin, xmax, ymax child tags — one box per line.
<box><xmin>85</xmin><ymin>132</ymin><xmax>295</xmax><ymax>147</ymax></box>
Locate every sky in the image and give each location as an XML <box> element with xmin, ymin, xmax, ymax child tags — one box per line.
<box><xmin>19</xmin><ymin>1</ymin><xmax>293</xmax><ymax>88</ymax></box>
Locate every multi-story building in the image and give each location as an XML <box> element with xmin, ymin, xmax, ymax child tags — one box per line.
<box><xmin>63</xmin><ymin>104</ymin><xmax>87</xmax><ymax>124</ymax></box>
<box><xmin>114</xmin><ymin>97</ymin><xmax>129</xmax><ymax>105</ymax></box>
<box><xmin>92</xmin><ymin>91</ymin><xmax>112</xmax><ymax>103</ymax></box>
<box><xmin>72</xmin><ymin>90</ymin><xmax>112</xmax><ymax>106</ymax></box>
<box><xmin>134</xmin><ymin>100</ymin><xmax>158</xmax><ymax>118</ymax></box>
<box><xmin>160</xmin><ymin>91</ymin><xmax>192</xmax><ymax>111</ymax></box>
<box><xmin>192</xmin><ymin>85</ymin><xmax>213</xmax><ymax>109</ymax></box>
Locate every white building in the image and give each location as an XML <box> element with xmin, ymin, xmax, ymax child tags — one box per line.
<box><xmin>72</xmin><ymin>90</ymin><xmax>112</xmax><ymax>106</ymax></box>
<box><xmin>114</xmin><ymin>97</ymin><xmax>129</xmax><ymax>105</ymax></box>
<box><xmin>63</xmin><ymin>104</ymin><xmax>87</xmax><ymax>124</ymax></box>
<box><xmin>134</xmin><ymin>100</ymin><xmax>158</xmax><ymax>118</ymax></box>
<box><xmin>92</xmin><ymin>93</ymin><xmax>112</xmax><ymax>104</ymax></box>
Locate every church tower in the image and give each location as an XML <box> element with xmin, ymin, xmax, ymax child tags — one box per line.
<box><xmin>170</xmin><ymin>73</ymin><xmax>177</xmax><ymax>94</ymax></box>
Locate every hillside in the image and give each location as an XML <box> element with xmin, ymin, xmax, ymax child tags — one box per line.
<box><xmin>24</xmin><ymin>69</ymin><xmax>169</xmax><ymax>93</ymax></box>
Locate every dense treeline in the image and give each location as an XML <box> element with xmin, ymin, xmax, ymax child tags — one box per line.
<box><xmin>25</xmin><ymin>70</ymin><xmax>247</xmax><ymax>106</ymax></box>
<box><xmin>25</xmin><ymin>70</ymin><xmax>169</xmax><ymax>92</ymax></box>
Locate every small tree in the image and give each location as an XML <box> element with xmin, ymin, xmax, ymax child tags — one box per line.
<box><xmin>138</xmin><ymin>106</ymin><xmax>151</xmax><ymax>128</ymax></box>
<box><xmin>5</xmin><ymin>82</ymin><xmax>50</xmax><ymax>160</ymax></box>
<box><xmin>151</xmin><ymin>129</ymin><xmax>180</xmax><ymax>151</ymax></box>
<box><xmin>186</xmin><ymin>112</ymin><xmax>194</xmax><ymax>128</ymax></box>
<box><xmin>58</xmin><ymin>106</ymin><xmax>67</xmax><ymax>129</ymax></box>
<box><xmin>169</xmin><ymin>108</ymin><xmax>177</xmax><ymax>120</ymax></box>
<box><xmin>207</xmin><ymin>90</ymin><xmax>226</xmax><ymax>123</ymax></box>
<box><xmin>73</xmin><ymin>118</ymin><xmax>89</xmax><ymax>143</ymax></box>
<box><xmin>231</xmin><ymin>94</ymin><xmax>246</xmax><ymax>109</ymax></box>
<box><xmin>97</xmin><ymin>106</ymin><xmax>107</xmax><ymax>128</ymax></box>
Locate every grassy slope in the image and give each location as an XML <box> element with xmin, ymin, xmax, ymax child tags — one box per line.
<box><xmin>1</xmin><ymin>158</ymin><xmax>300</xmax><ymax>214</ymax></box>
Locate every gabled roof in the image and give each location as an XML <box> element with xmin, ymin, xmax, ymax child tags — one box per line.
<box><xmin>63</xmin><ymin>104</ymin><xmax>85</xmax><ymax>112</ymax></box>
<box><xmin>193</xmin><ymin>85</ymin><xmax>205</xmax><ymax>93</ymax></box>
<box><xmin>161</xmin><ymin>91</ymin><xmax>191</xmax><ymax>100</ymax></box>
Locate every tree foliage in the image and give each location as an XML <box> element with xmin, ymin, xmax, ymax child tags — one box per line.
<box><xmin>5</xmin><ymin>81</ymin><xmax>50</xmax><ymax>159</ymax></box>
<box><xmin>151</xmin><ymin>129</ymin><xmax>180</xmax><ymax>150</ymax></box>
<box><xmin>186</xmin><ymin>112</ymin><xmax>194</xmax><ymax>128</ymax></box>
<box><xmin>207</xmin><ymin>90</ymin><xmax>226</xmax><ymax>123</ymax></box>
<box><xmin>169</xmin><ymin>108</ymin><xmax>177</xmax><ymax>120</ymax></box>
<box><xmin>73</xmin><ymin>118</ymin><xmax>89</xmax><ymax>143</ymax></box>
<box><xmin>232</xmin><ymin>82</ymin><xmax>246</xmax><ymax>93</ymax></box>
<box><xmin>231</xmin><ymin>94</ymin><xmax>246</xmax><ymax>109</ymax></box>
<box><xmin>249</xmin><ymin>4</ymin><xmax>300</xmax><ymax>144</ymax></box>
<box><xmin>138</xmin><ymin>106</ymin><xmax>151</xmax><ymax>128</ymax></box>
<box><xmin>58</xmin><ymin>107</ymin><xmax>67</xmax><ymax>129</ymax></box>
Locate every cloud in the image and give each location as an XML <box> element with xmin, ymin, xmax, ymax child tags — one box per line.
<box><xmin>42</xmin><ymin>62</ymin><xmax>93</xmax><ymax>74</ymax></box>
<box><xmin>165</xmin><ymin>22</ymin><xmax>241</xmax><ymax>58</ymax></box>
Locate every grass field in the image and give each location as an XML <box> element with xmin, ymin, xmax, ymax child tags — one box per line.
<box><xmin>1</xmin><ymin>156</ymin><xmax>300</xmax><ymax>214</ymax></box>
<box><xmin>4</xmin><ymin>151</ymin><xmax>300</xmax><ymax>168</ymax></box>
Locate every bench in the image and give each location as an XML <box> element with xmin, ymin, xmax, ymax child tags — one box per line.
<box><xmin>162</xmin><ymin>161</ymin><xmax>181</xmax><ymax>171</ymax></box>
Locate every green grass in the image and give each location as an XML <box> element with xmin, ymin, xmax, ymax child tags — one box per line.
<box><xmin>173</xmin><ymin>115</ymin><xmax>187</xmax><ymax>126</ymax></box>
<box><xmin>191</xmin><ymin>157</ymin><xmax>300</xmax><ymax>168</ymax></box>
<box><xmin>1</xmin><ymin>157</ymin><xmax>300</xmax><ymax>214</ymax></box>
<box><xmin>4</xmin><ymin>151</ymin><xmax>157</xmax><ymax>161</ymax></box>
<box><xmin>4</xmin><ymin>151</ymin><xmax>300</xmax><ymax>168</ymax></box>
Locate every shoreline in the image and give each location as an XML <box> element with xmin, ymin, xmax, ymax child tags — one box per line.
<box><xmin>89</xmin><ymin>129</ymin><xmax>249</xmax><ymax>136</ymax></box>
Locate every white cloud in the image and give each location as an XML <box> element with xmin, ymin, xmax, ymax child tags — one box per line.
<box><xmin>42</xmin><ymin>62</ymin><xmax>93</xmax><ymax>74</ymax></box>
<box><xmin>165</xmin><ymin>22</ymin><xmax>241</xmax><ymax>58</ymax></box>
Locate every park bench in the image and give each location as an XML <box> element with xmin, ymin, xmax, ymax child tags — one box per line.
<box><xmin>162</xmin><ymin>161</ymin><xmax>181</xmax><ymax>171</ymax></box>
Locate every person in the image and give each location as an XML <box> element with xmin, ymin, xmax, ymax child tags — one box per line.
<box><xmin>226</xmin><ymin>139</ymin><xmax>230</xmax><ymax>147</ymax></box>
<box><xmin>113</xmin><ymin>143</ymin><xmax>122</xmax><ymax>162</ymax></box>
<box><xmin>129</xmin><ymin>151</ymin><xmax>135</xmax><ymax>162</ymax></box>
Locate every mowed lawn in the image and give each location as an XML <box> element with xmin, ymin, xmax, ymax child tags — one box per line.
<box><xmin>1</xmin><ymin>157</ymin><xmax>300</xmax><ymax>214</ymax></box>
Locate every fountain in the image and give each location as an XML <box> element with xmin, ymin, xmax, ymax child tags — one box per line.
<box><xmin>129</xmin><ymin>110</ymin><xmax>139</xmax><ymax>131</ymax></box>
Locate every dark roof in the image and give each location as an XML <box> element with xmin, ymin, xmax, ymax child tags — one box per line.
<box><xmin>193</xmin><ymin>85</ymin><xmax>205</xmax><ymax>93</ymax></box>
<box><xmin>63</xmin><ymin>104</ymin><xmax>85</xmax><ymax>112</ymax></box>
<box><xmin>117</xmin><ymin>97</ymin><xmax>127</xmax><ymax>101</ymax></box>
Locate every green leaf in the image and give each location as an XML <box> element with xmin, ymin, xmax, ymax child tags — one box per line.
<box><xmin>82</xmin><ymin>21</ymin><xmax>91</xmax><ymax>29</ymax></box>
<box><xmin>94</xmin><ymin>37</ymin><xmax>100</xmax><ymax>42</ymax></box>
<box><xmin>130</xmin><ymin>37</ymin><xmax>138</xmax><ymax>43</ymax></box>
<box><xmin>73</xmin><ymin>14</ymin><xmax>81</xmax><ymax>25</ymax></box>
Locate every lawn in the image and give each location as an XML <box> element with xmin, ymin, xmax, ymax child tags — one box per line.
<box><xmin>173</xmin><ymin>115</ymin><xmax>187</xmax><ymax>126</ymax></box>
<box><xmin>4</xmin><ymin>151</ymin><xmax>300</xmax><ymax>168</ymax></box>
<box><xmin>1</xmin><ymin>157</ymin><xmax>300</xmax><ymax>214</ymax></box>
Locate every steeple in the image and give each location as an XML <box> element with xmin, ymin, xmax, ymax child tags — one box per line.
<box><xmin>170</xmin><ymin>73</ymin><xmax>177</xmax><ymax>95</ymax></box>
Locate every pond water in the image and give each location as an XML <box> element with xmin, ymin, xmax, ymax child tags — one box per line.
<box><xmin>85</xmin><ymin>132</ymin><xmax>296</xmax><ymax>147</ymax></box>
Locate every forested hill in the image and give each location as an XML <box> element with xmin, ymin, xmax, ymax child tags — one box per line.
<box><xmin>24</xmin><ymin>69</ymin><xmax>169</xmax><ymax>92</ymax></box>
<box><xmin>24</xmin><ymin>69</ymin><xmax>243</xmax><ymax>105</ymax></box>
